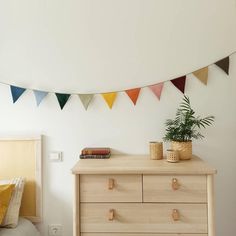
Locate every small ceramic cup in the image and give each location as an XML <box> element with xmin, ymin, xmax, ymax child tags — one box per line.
<box><xmin>149</xmin><ymin>142</ymin><xmax>163</xmax><ymax>160</ymax></box>
<box><xmin>166</xmin><ymin>149</ymin><xmax>179</xmax><ymax>163</ymax></box>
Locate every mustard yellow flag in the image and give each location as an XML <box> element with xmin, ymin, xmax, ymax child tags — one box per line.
<box><xmin>193</xmin><ymin>67</ymin><xmax>208</xmax><ymax>85</ymax></box>
<box><xmin>102</xmin><ymin>92</ymin><xmax>117</xmax><ymax>109</ymax></box>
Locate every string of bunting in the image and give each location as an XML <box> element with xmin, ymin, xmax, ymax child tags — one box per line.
<box><xmin>5</xmin><ymin>55</ymin><xmax>232</xmax><ymax>110</ymax></box>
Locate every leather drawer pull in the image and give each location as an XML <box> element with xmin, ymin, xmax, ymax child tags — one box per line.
<box><xmin>172</xmin><ymin>178</ymin><xmax>180</xmax><ymax>190</ymax></box>
<box><xmin>108</xmin><ymin>209</ymin><xmax>115</xmax><ymax>221</ymax></box>
<box><xmin>108</xmin><ymin>178</ymin><xmax>115</xmax><ymax>190</ymax></box>
<box><xmin>172</xmin><ymin>209</ymin><xmax>180</xmax><ymax>221</ymax></box>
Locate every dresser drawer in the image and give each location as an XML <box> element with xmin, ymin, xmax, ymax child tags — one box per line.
<box><xmin>143</xmin><ymin>175</ymin><xmax>207</xmax><ymax>203</ymax></box>
<box><xmin>81</xmin><ymin>203</ymin><xmax>207</xmax><ymax>233</ymax></box>
<box><xmin>80</xmin><ymin>175</ymin><xmax>142</xmax><ymax>202</ymax></box>
<box><xmin>82</xmin><ymin>234</ymin><xmax>207</xmax><ymax>236</ymax></box>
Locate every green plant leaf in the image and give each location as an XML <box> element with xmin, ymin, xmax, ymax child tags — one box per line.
<box><xmin>163</xmin><ymin>96</ymin><xmax>215</xmax><ymax>142</ymax></box>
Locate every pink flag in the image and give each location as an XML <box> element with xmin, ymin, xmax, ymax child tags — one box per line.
<box><xmin>149</xmin><ymin>83</ymin><xmax>164</xmax><ymax>100</ymax></box>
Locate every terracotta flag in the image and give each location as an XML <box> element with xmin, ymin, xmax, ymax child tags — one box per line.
<box><xmin>215</xmin><ymin>57</ymin><xmax>230</xmax><ymax>75</ymax></box>
<box><xmin>171</xmin><ymin>76</ymin><xmax>186</xmax><ymax>94</ymax></box>
<box><xmin>10</xmin><ymin>85</ymin><xmax>26</xmax><ymax>103</ymax></box>
<box><xmin>102</xmin><ymin>92</ymin><xmax>117</xmax><ymax>109</ymax></box>
<box><xmin>125</xmin><ymin>88</ymin><xmax>141</xmax><ymax>105</ymax></box>
<box><xmin>55</xmin><ymin>93</ymin><xmax>71</xmax><ymax>110</ymax></box>
<box><xmin>33</xmin><ymin>90</ymin><xmax>48</xmax><ymax>106</ymax></box>
<box><xmin>193</xmin><ymin>67</ymin><xmax>208</xmax><ymax>85</ymax></box>
<box><xmin>78</xmin><ymin>94</ymin><xmax>94</xmax><ymax>110</ymax></box>
<box><xmin>149</xmin><ymin>83</ymin><xmax>164</xmax><ymax>100</ymax></box>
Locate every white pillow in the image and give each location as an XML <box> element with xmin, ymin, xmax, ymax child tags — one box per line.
<box><xmin>0</xmin><ymin>177</ymin><xmax>25</xmax><ymax>228</ymax></box>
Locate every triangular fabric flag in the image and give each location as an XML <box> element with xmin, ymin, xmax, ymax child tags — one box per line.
<box><xmin>125</xmin><ymin>88</ymin><xmax>141</xmax><ymax>105</ymax></box>
<box><xmin>149</xmin><ymin>83</ymin><xmax>164</xmax><ymax>100</ymax></box>
<box><xmin>215</xmin><ymin>57</ymin><xmax>230</xmax><ymax>75</ymax></box>
<box><xmin>193</xmin><ymin>67</ymin><xmax>208</xmax><ymax>85</ymax></box>
<box><xmin>102</xmin><ymin>92</ymin><xmax>117</xmax><ymax>109</ymax></box>
<box><xmin>78</xmin><ymin>94</ymin><xmax>94</xmax><ymax>110</ymax></box>
<box><xmin>55</xmin><ymin>93</ymin><xmax>71</xmax><ymax>110</ymax></box>
<box><xmin>33</xmin><ymin>90</ymin><xmax>48</xmax><ymax>106</ymax></box>
<box><xmin>10</xmin><ymin>85</ymin><xmax>26</xmax><ymax>103</ymax></box>
<box><xmin>171</xmin><ymin>76</ymin><xmax>186</xmax><ymax>94</ymax></box>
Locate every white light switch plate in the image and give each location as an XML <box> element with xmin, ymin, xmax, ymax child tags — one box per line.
<box><xmin>50</xmin><ymin>152</ymin><xmax>62</xmax><ymax>162</ymax></box>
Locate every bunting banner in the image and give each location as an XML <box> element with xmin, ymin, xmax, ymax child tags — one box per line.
<box><xmin>55</xmin><ymin>93</ymin><xmax>71</xmax><ymax>110</ymax></box>
<box><xmin>171</xmin><ymin>76</ymin><xmax>186</xmax><ymax>94</ymax></box>
<box><xmin>125</xmin><ymin>88</ymin><xmax>141</xmax><ymax>105</ymax></box>
<box><xmin>33</xmin><ymin>90</ymin><xmax>48</xmax><ymax>106</ymax></box>
<box><xmin>102</xmin><ymin>92</ymin><xmax>117</xmax><ymax>109</ymax></box>
<box><xmin>78</xmin><ymin>94</ymin><xmax>94</xmax><ymax>110</ymax></box>
<box><xmin>149</xmin><ymin>83</ymin><xmax>164</xmax><ymax>100</ymax></box>
<box><xmin>193</xmin><ymin>67</ymin><xmax>208</xmax><ymax>85</ymax></box>
<box><xmin>215</xmin><ymin>57</ymin><xmax>230</xmax><ymax>75</ymax></box>
<box><xmin>10</xmin><ymin>86</ymin><xmax>26</xmax><ymax>103</ymax></box>
<box><xmin>1</xmin><ymin>53</ymin><xmax>234</xmax><ymax>110</ymax></box>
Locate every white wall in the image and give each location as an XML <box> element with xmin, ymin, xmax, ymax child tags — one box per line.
<box><xmin>0</xmin><ymin>1</ymin><xmax>236</xmax><ymax>236</ymax></box>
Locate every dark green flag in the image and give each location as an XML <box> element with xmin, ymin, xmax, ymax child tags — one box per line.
<box><xmin>55</xmin><ymin>93</ymin><xmax>71</xmax><ymax>110</ymax></box>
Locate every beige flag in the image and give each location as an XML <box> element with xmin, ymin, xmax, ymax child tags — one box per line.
<box><xmin>193</xmin><ymin>67</ymin><xmax>208</xmax><ymax>85</ymax></box>
<box><xmin>78</xmin><ymin>94</ymin><xmax>94</xmax><ymax>110</ymax></box>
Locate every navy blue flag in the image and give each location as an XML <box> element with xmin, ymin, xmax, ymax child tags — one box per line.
<box><xmin>10</xmin><ymin>85</ymin><xmax>26</xmax><ymax>103</ymax></box>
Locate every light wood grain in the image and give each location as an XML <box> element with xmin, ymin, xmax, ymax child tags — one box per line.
<box><xmin>0</xmin><ymin>136</ymin><xmax>42</xmax><ymax>223</ymax></box>
<box><xmin>207</xmin><ymin>174</ymin><xmax>215</xmax><ymax>236</ymax></box>
<box><xmin>74</xmin><ymin>175</ymin><xmax>80</xmax><ymax>236</ymax></box>
<box><xmin>73</xmin><ymin>155</ymin><xmax>216</xmax><ymax>236</ymax></box>
<box><xmin>143</xmin><ymin>175</ymin><xmax>207</xmax><ymax>203</ymax></box>
<box><xmin>72</xmin><ymin>155</ymin><xmax>216</xmax><ymax>175</ymax></box>
<box><xmin>81</xmin><ymin>234</ymin><xmax>207</xmax><ymax>236</ymax></box>
<box><xmin>80</xmin><ymin>175</ymin><xmax>142</xmax><ymax>202</ymax></box>
<box><xmin>81</xmin><ymin>203</ymin><xmax>207</xmax><ymax>233</ymax></box>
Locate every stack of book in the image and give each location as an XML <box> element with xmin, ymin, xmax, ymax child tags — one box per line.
<box><xmin>80</xmin><ymin>147</ymin><xmax>111</xmax><ymax>159</ymax></box>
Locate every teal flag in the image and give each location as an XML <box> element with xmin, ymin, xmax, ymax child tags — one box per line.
<box><xmin>55</xmin><ymin>93</ymin><xmax>71</xmax><ymax>110</ymax></box>
<box><xmin>33</xmin><ymin>90</ymin><xmax>48</xmax><ymax>106</ymax></box>
<box><xmin>10</xmin><ymin>85</ymin><xmax>26</xmax><ymax>103</ymax></box>
<box><xmin>78</xmin><ymin>94</ymin><xmax>94</xmax><ymax>110</ymax></box>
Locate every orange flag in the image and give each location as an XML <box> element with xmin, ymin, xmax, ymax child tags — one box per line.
<box><xmin>125</xmin><ymin>88</ymin><xmax>141</xmax><ymax>105</ymax></box>
<box><xmin>193</xmin><ymin>67</ymin><xmax>208</xmax><ymax>85</ymax></box>
<box><xmin>149</xmin><ymin>83</ymin><xmax>164</xmax><ymax>100</ymax></box>
<box><xmin>102</xmin><ymin>92</ymin><xmax>117</xmax><ymax>109</ymax></box>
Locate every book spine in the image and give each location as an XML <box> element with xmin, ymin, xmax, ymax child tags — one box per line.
<box><xmin>80</xmin><ymin>154</ymin><xmax>111</xmax><ymax>159</ymax></box>
<box><xmin>82</xmin><ymin>150</ymin><xmax>110</xmax><ymax>155</ymax></box>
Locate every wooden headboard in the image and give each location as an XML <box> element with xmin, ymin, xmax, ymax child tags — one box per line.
<box><xmin>0</xmin><ymin>136</ymin><xmax>42</xmax><ymax>223</ymax></box>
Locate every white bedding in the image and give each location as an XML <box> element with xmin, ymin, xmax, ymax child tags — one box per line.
<box><xmin>0</xmin><ymin>218</ymin><xmax>40</xmax><ymax>236</ymax></box>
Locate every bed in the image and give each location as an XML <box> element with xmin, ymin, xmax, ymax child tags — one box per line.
<box><xmin>0</xmin><ymin>218</ymin><xmax>40</xmax><ymax>236</ymax></box>
<box><xmin>0</xmin><ymin>136</ymin><xmax>42</xmax><ymax>236</ymax></box>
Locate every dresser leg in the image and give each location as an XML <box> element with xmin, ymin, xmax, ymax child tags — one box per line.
<box><xmin>74</xmin><ymin>175</ymin><xmax>80</xmax><ymax>236</ymax></box>
<box><xmin>207</xmin><ymin>174</ymin><xmax>215</xmax><ymax>236</ymax></box>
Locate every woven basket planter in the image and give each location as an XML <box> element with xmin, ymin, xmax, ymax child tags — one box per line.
<box><xmin>149</xmin><ymin>142</ymin><xmax>163</xmax><ymax>160</ymax></box>
<box><xmin>166</xmin><ymin>149</ymin><xmax>179</xmax><ymax>163</ymax></box>
<box><xmin>171</xmin><ymin>141</ymin><xmax>192</xmax><ymax>160</ymax></box>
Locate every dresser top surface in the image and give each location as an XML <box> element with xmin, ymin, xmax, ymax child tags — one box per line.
<box><xmin>72</xmin><ymin>155</ymin><xmax>216</xmax><ymax>175</ymax></box>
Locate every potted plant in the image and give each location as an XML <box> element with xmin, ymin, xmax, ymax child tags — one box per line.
<box><xmin>163</xmin><ymin>96</ymin><xmax>214</xmax><ymax>160</ymax></box>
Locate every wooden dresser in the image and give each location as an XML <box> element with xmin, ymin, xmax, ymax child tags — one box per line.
<box><xmin>72</xmin><ymin>155</ymin><xmax>216</xmax><ymax>236</ymax></box>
